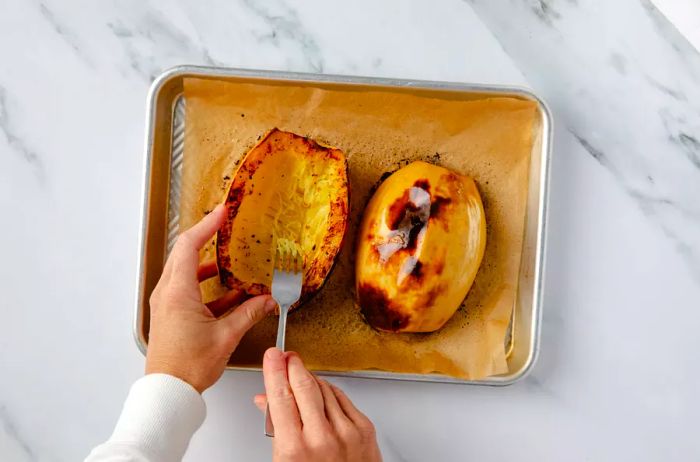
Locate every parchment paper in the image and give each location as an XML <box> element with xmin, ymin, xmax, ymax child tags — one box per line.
<box><xmin>180</xmin><ymin>77</ymin><xmax>538</xmax><ymax>379</ymax></box>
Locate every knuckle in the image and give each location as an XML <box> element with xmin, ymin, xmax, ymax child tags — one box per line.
<box><xmin>149</xmin><ymin>289</ymin><xmax>160</xmax><ymax>306</ymax></box>
<box><xmin>308</xmin><ymin>437</ymin><xmax>339</xmax><ymax>455</ymax></box>
<box><xmin>173</xmin><ymin>234</ymin><xmax>189</xmax><ymax>251</ymax></box>
<box><xmin>338</xmin><ymin>425</ymin><xmax>361</xmax><ymax>445</ymax></box>
<box><xmin>244</xmin><ymin>303</ymin><xmax>261</xmax><ymax>325</ymax></box>
<box><xmin>159</xmin><ymin>292</ymin><xmax>179</xmax><ymax>310</ymax></box>
<box><xmin>290</xmin><ymin>373</ymin><xmax>317</xmax><ymax>391</ymax></box>
<box><xmin>358</xmin><ymin>419</ymin><xmax>376</xmax><ymax>440</ymax></box>
<box><xmin>278</xmin><ymin>441</ymin><xmax>305</xmax><ymax>459</ymax></box>
<box><xmin>270</xmin><ymin>384</ymin><xmax>295</xmax><ymax>401</ymax></box>
<box><xmin>149</xmin><ymin>287</ymin><xmax>173</xmax><ymax>312</ymax></box>
<box><xmin>177</xmin><ymin>230</ymin><xmax>194</xmax><ymax>244</ymax></box>
<box><xmin>265</xmin><ymin>357</ymin><xmax>288</xmax><ymax>374</ymax></box>
<box><xmin>173</xmin><ymin>233</ymin><xmax>196</xmax><ymax>256</ymax></box>
<box><xmin>339</xmin><ymin>422</ymin><xmax>360</xmax><ymax>437</ymax></box>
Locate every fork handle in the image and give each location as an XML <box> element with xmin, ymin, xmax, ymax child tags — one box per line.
<box><xmin>275</xmin><ymin>303</ymin><xmax>290</xmax><ymax>350</ymax></box>
<box><xmin>265</xmin><ymin>303</ymin><xmax>290</xmax><ymax>437</ymax></box>
<box><xmin>264</xmin><ymin>404</ymin><xmax>274</xmax><ymax>437</ymax></box>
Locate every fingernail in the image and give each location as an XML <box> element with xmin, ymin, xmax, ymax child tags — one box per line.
<box><xmin>264</xmin><ymin>298</ymin><xmax>278</xmax><ymax>314</ymax></box>
<box><xmin>265</xmin><ymin>347</ymin><xmax>283</xmax><ymax>360</ymax></box>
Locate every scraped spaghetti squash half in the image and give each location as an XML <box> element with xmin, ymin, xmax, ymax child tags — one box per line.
<box><xmin>216</xmin><ymin>129</ymin><xmax>349</xmax><ymax>305</ymax></box>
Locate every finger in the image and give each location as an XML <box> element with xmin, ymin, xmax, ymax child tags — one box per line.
<box><xmin>263</xmin><ymin>348</ymin><xmax>302</xmax><ymax>438</ymax></box>
<box><xmin>318</xmin><ymin>379</ymin><xmax>352</xmax><ymax>429</ymax></box>
<box><xmin>170</xmin><ymin>205</ymin><xmax>225</xmax><ymax>279</ymax></box>
<box><xmin>253</xmin><ymin>394</ymin><xmax>267</xmax><ymax>413</ymax></box>
<box><xmin>330</xmin><ymin>383</ymin><xmax>372</xmax><ymax>428</ymax></box>
<box><xmin>286</xmin><ymin>353</ymin><xmax>328</xmax><ymax>432</ymax></box>
<box><xmin>219</xmin><ymin>295</ymin><xmax>276</xmax><ymax>337</ymax></box>
<box><xmin>205</xmin><ymin>289</ymin><xmax>247</xmax><ymax>318</ymax></box>
<box><xmin>197</xmin><ymin>261</ymin><xmax>219</xmax><ymax>282</ymax></box>
<box><xmin>180</xmin><ymin>204</ymin><xmax>226</xmax><ymax>250</ymax></box>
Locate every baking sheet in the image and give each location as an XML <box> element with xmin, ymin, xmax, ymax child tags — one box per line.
<box><xmin>178</xmin><ymin>77</ymin><xmax>538</xmax><ymax>380</ymax></box>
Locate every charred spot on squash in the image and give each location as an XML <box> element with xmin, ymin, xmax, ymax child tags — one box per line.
<box><xmin>365</xmin><ymin>170</ymin><xmax>396</xmax><ymax>201</ymax></box>
<box><xmin>386</xmin><ymin>189</ymin><xmax>412</xmax><ymax>230</ymax></box>
<box><xmin>357</xmin><ymin>283</ymin><xmax>410</xmax><ymax>332</ymax></box>
<box><xmin>405</xmin><ymin>220</ymin><xmax>424</xmax><ymax>252</ymax></box>
<box><xmin>422</xmin><ymin>285</ymin><xmax>444</xmax><ymax>309</ymax></box>
<box><xmin>413</xmin><ymin>178</ymin><xmax>430</xmax><ymax>191</ymax></box>
<box><xmin>218</xmin><ymin>266</ymin><xmax>234</xmax><ymax>287</ymax></box>
<box><xmin>429</xmin><ymin>196</ymin><xmax>452</xmax><ymax>220</ymax></box>
<box><xmin>378</xmin><ymin>170</ymin><xmax>394</xmax><ymax>183</ymax></box>
<box><xmin>433</xmin><ymin>259</ymin><xmax>445</xmax><ymax>275</ymax></box>
<box><xmin>410</xmin><ymin>260</ymin><xmax>424</xmax><ymax>279</ymax></box>
<box><xmin>440</xmin><ymin>171</ymin><xmax>461</xmax><ymax>184</ymax></box>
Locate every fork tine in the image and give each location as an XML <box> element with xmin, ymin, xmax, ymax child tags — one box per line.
<box><xmin>273</xmin><ymin>240</ymin><xmax>304</xmax><ymax>273</ymax></box>
<box><xmin>274</xmin><ymin>245</ymin><xmax>283</xmax><ymax>272</ymax></box>
<box><xmin>278</xmin><ymin>245</ymin><xmax>288</xmax><ymax>272</ymax></box>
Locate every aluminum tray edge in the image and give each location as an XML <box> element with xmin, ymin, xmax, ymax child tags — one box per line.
<box><xmin>134</xmin><ymin>65</ymin><xmax>553</xmax><ymax>386</ymax></box>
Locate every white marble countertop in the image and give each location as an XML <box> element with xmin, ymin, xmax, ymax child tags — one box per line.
<box><xmin>1</xmin><ymin>1</ymin><xmax>699</xmax><ymax>461</ymax></box>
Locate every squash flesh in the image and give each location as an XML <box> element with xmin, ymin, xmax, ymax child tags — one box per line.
<box><xmin>217</xmin><ymin>129</ymin><xmax>348</xmax><ymax>300</ymax></box>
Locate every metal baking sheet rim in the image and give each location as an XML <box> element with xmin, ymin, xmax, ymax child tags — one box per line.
<box><xmin>134</xmin><ymin>65</ymin><xmax>552</xmax><ymax>387</ymax></box>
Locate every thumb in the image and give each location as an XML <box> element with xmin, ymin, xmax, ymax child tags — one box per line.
<box><xmin>220</xmin><ymin>295</ymin><xmax>277</xmax><ymax>340</ymax></box>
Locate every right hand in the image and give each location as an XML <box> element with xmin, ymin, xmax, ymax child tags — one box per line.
<box><xmin>254</xmin><ymin>348</ymin><xmax>382</xmax><ymax>462</ymax></box>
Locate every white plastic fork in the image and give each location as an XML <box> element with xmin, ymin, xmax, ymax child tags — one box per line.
<box><xmin>264</xmin><ymin>244</ymin><xmax>303</xmax><ymax>437</ymax></box>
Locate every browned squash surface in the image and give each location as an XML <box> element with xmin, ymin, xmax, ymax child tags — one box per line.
<box><xmin>355</xmin><ymin>161</ymin><xmax>486</xmax><ymax>333</ymax></box>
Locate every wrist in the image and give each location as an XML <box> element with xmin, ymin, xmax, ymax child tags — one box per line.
<box><xmin>145</xmin><ymin>358</ymin><xmax>207</xmax><ymax>394</ymax></box>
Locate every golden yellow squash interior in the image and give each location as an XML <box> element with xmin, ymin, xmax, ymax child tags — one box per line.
<box><xmin>217</xmin><ymin>129</ymin><xmax>349</xmax><ymax>299</ymax></box>
<box><xmin>231</xmin><ymin>151</ymin><xmax>331</xmax><ymax>283</ymax></box>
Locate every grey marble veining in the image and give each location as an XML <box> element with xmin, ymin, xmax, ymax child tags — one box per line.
<box><xmin>107</xmin><ymin>12</ymin><xmax>221</xmax><ymax>81</ymax></box>
<box><xmin>0</xmin><ymin>85</ymin><xmax>45</xmax><ymax>181</ymax></box>
<box><xmin>469</xmin><ymin>0</ymin><xmax>700</xmax><ymax>282</ymax></box>
<box><xmin>39</xmin><ymin>2</ymin><xmax>95</xmax><ymax>68</ymax></box>
<box><xmin>0</xmin><ymin>406</ymin><xmax>35</xmax><ymax>462</ymax></box>
<box><xmin>240</xmin><ymin>0</ymin><xmax>325</xmax><ymax>73</ymax></box>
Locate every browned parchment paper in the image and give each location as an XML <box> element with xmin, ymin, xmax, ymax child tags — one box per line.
<box><xmin>180</xmin><ymin>77</ymin><xmax>538</xmax><ymax>379</ymax></box>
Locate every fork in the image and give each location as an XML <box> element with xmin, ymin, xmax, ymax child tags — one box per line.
<box><xmin>264</xmin><ymin>243</ymin><xmax>303</xmax><ymax>437</ymax></box>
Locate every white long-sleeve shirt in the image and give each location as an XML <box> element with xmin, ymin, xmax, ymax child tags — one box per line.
<box><xmin>85</xmin><ymin>374</ymin><xmax>206</xmax><ymax>462</ymax></box>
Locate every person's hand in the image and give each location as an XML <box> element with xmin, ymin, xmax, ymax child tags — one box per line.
<box><xmin>254</xmin><ymin>348</ymin><xmax>382</xmax><ymax>462</ymax></box>
<box><xmin>146</xmin><ymin>204</ymin><xmax>277</xmax><ymax>393</ymax></box>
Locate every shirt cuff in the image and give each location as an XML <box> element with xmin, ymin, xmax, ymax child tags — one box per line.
<box><xmin>109</xmin><ymin>373</ymin><xmax>206</xmax><ymax>461</ymax></box>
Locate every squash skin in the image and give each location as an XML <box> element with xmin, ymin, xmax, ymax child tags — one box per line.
<box><xmin>355</xmin><ymin>161</ymin><xmax>486</xmax><ymax>333</ymax></box>
<box><xmin>217</xmin><ymin>129</ymin><xmax>349</xmax><ymax>304</ymax></box>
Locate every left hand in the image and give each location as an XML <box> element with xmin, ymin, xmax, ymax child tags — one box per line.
<box><xmin>146</xmin><ymin>204</ymin><xmax>277</xmax><ymax>393</ymax></box>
